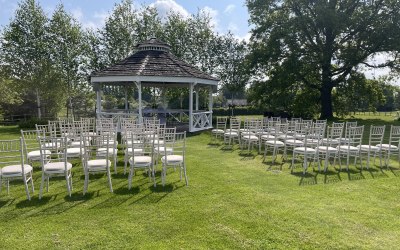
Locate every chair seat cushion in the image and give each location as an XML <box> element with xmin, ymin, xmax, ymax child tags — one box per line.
<box><xmin>87</xmin><ymin>159</ymin><xmax>111</xmax><ymax>168</ymax></box>
<box><xmin>377</xmin><ymin>144</ymin><xmax>398</xmax><ymax>151</ymax></box>
<box><xmin>129</xmin><ymin>156</ymin><xmax>152</xmax><ymax>165</ymax></box>
<box><xmin>97</xmin><ymin>148</ymin><xmax>118</xmax><ymax>156</ymax></box>
<box><xmin>337</xmin><ymin>145</ymin><xmax>359</xmax><ymax>152</ymax></box>
<box><xmin>320</xmin><ymin>138</ymin><xmax>340</xmax><ymax>145</ymax></box>
<box><xmin>224</xmin><ymin>132</ymin><xmax>238</xmax><ymax>137</ymax></box>
<box><xmin>211</xmin><ymin>129</ymin><xmax>225</xmax><ymax>134</ymax></box>
<box><xmin>28</xmin><ymin>150</ymin><xmax>50</xmax><ymax>160</ymax></box>
<box><xmin>265</xmin><ymin>140</ymin><xmax>285</xmax><ymax>147</ymax></box>
<box><xmin>126</xmin><ymin>148</ymin><xmax>144</xmax><ymax>155</ymax></box>
<box><xmin>278</xmin><ymin>135</ymin><xmax>294</xmax><ymax>140</ymax></box>
<box><xmin>44</xmin><ymin>162</ymin><xmax>72</xmax><ymax>172</ymax></box>
<box><xmin>316</xmin><ymin>146</ymin><xmax>337</xmax><ymax>153</ymax></box>
<box><xmin>285</xmin><ymin>139</ymin><xmax>304</xmax><ymax>146</ymax></box>
<box><xmin>155</xmin><ymin>147</ymin><xmax>173</xmax><ymax>154</ymax></box>
<box><xmin>66</xmin><ymin>147</ymin><xmax>82</xmax><ymax>156</ymax></box>
<box><xmin>357</xmin><ymin>145</ymin><xmax>379</xmax><ymax>152</ymax></box>
<box><xmin>261</xmin><ymin>135</ymin><xmax>275</xmax><ymax>140</ymax></box>
<box><xmin>161</xmin><ymin>155</ymin><xmax>183</xmax><ymax>164</ymax></box>
<box><xmin>149</xmin><ymin>139</ymin><xmax>164</xmax><ymax>145</ymax></box>
<box><xmin>242</xmin><ymin>135</ymin><xmax>258</xmax><ymax>141</ymax></box>
<box><xmin>294</xmin><ymin>147</ymin><xmax>316</xmax><ymax>154</ymax></box>
<box><xmin>2</xmin><ymin>164</ymin><xmax>33</xmax><ymax>175</ymax></box>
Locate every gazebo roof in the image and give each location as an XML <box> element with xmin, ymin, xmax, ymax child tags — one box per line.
<box><xmin>91</xmin><ymin>38</ymin><xmax>219</xmax><ymax>86</ymax></box>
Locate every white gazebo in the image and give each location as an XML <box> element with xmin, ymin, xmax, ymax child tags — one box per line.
<box><xmin>90</xmin><ymin>38</ymin><xmax>219</xmax><ymax>132</ymax></box>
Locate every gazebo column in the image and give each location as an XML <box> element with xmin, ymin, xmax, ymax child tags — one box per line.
<box><xmin>96</xmin><ymin>84</ymin><xmax>102</xmax><ymax>119</ymax></box>
<box><xmin>195</xmin><ymin>86</ymin><xmax>199</xmax><ymax>111</ymax></box>
<box><xmin>124</xmin><ymin>85</ymin><xmax>128</xmax><ymax>112</ymax></box>
<box><xmin>209</xmin><ymin>86</ymin><xmax>213</xmax><ymax>128</ymax></box>
<box><xmin>135</xmin><ymin>81</ymin><xmax>143</xmax><ymax>123</ymax></box>
<box><xmin>189</xmin><ymin>82</ymin><xmax>196</xmax><ymax>132</ymax></box>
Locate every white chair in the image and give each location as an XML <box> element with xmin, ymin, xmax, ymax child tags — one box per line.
<box><xmin>334</xmin><ymin>126</ymin><xmax>364</xmax><ymax>171</ymax></box>
<box><xmin>128</xmin><ymin>130</ymin><xmax>156</xmax><ymax>189</ymax></box>
<box><xmin>340</xmin><ymin>121</ymin><xmax>358</xmax><ymax>144</ymax></box>
<box><xmin>0</xmin><ymin>138</ymin><xmax>34</xmax><ymax>200</ymax></box>
<box><xmin>123</xmin><ymin>125</ymin><xmax>145</xmax><ymax>174</ymax></box>
<box><xmin>38</xmin><ymin>136</ymin><xmax>72</xmax><ymax>199</ymax></box>
<box><xmin>377</xmin><ymin>125</ymin><xmax>400</xmax><ymax>168</ymax></box>
<box><xmin>95</xmin><ymin>127</ymin><xmax>118</xmax><ymax>173</ymax></box>
<box><xmin>291</xmin><ymin>125</ymin><xmax>324</xmax><ymax>174</ymax></box>
<box><xmin>154</xmin><ymin>127</ymin><xmax>176</xmax><ymax>164</ymax></box>
<box><xmin>81</xmin><ymin>134</ymin><xmax>114</xmax><ymax>195</ymax></box>
<box><xmin>21</xmin><ymin>129</ymin><xmax>49</xmax><ymax>165</ymax></box>
<box><xmin>284</xmin><ymin>122</ymin><xmax>308</xmax><ymax>160</ymax></box>
<box><xmin>358</xmin><ymin>125</ymin><xmax>385</xmax><ymax>170</ymax></box>
<box><xmin>211</xmin><ymin>117</ymin><xmax>227</xmax><ymax>140</ymax></box>
<box><xmin>241</xmin><ymin>119</ymin><xmax>261</xmax><ymax>152</ymax></box>
<box><xmin>224</xmin><ymin>117</ymin><xmax>241</xmax><ymax>145</ymax></box>
<box><xmin>161</xmin><ymin>132</ymin><xmax>188</xmax><ymax>187</ymax></box>
<box><xmin>263</xmin><ymin>123</ymin><xmax>287</xmax><ymax>165</ymax></box>
<box><xmin>316</xmin><ymin>126</ymin><xmax>343</xmax><ymax>172</ymax></box>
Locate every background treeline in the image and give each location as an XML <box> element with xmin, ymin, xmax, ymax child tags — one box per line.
<box><xmin>1</xmin><ymin>0</ymin><xmax>400</xmax><ymax>121</ymax></box>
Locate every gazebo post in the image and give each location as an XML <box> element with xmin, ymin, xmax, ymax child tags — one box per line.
<box><xmin>189</xmin><ymin>82</ymin><xmax>196</xmax><ymax>132</ymax></box>
<box><xmin>195</xmin><ymin>86</ymin><xmax>199</xmax><ymax>111</ymax></box>
<box><xmin>209</xmin><ymin>86</ymin><xmax>213</xmax><ymax>128</ymax></box>
<box><xmin>96</xmin><ymin>84</ymin><xmax>102</xmax><ymax>119</ymax></box>
<box><xmin>135</xmin><ymin>81</ymin><xmax>143</xmax><ymax>123</ymax></box>
<box><xmin>124</xmin><ymin>85</ymin><xmax>128</xmax><ymax>112</ymax></box>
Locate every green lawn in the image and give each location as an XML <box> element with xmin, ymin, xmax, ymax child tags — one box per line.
<box><xmin>1</xmin><ymin>116</ymin><xmax>400</xmax><ymax>249</ymax></box>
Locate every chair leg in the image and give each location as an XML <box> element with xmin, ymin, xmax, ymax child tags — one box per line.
<box><xmin>83</xmin><ymin>171</ymin><xmax>89</xmax><ymax>195</ymax></box>
<box><xmin>107</xmin><ymin>168</ymin><xmax>113</xmax><ymax>193</ymax></box>
<box><xmin>162</xmin><ymin>164</ymin><xmax>166</xmax><ymax>187</ymax></box>
<box><xmin>39</xmin><ymin>172</ymin><xmax>45</xmax><ymax>199</ymax></box>
<box><xmin>183</xmin><ymin>163</ymin><xmax>188</xmax><ymax>186</ymax></box>
<box><xmin>23</xmin><ymin>175</ymin><xmax>31</xmax><ymax>201</ymax></box>
<box><xmin>65</xmin><ymin>172</ymin><xmax>71</xmax><ymax>197</ymax></box>
<box><xmin>30</xmin><ymin>171</ymin><xmax>35</xmax><ymax>193</ymax></box>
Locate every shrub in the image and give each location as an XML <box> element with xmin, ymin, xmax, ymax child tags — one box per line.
<box><xmin>18</xmin><ymin>118</ymin><xmax>49</xmax><ymax>129</ymax></box>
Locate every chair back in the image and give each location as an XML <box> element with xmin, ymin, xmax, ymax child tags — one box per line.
<box><xmin>388</xmin><ymin>125</ymin><xmax>400</xmax><ymax>146</ymax></box>
<box><xmin>21</xmin><ymin>129</ymin><xmax>40</xmax><ymax>157</ymax></box>
<box><xmin>369</xmin><ymin>125</ymin><xmax>385</xmax><ymax>146</ymax></box>
<box><xmin>164</xmin><ymin>132</ymin><xmax>186</xmax><ymax>160</ymax></box>
<box><xmin>230</xmin><ymin>117</ymin><xmax>241</xmax><ymax>130</ymax></box>
<box><xmin>38</xmin><ymin>136</ymin><xmax>69</xmax><ymax>171</ymax></box>
<box><xmin>215</xmin><ymin>117</ymin><xmax>227</xmax><ymax>131</ymax></box>
<box><xmin>346</xmin><ymin>125</ymin><xmax>364</xmax><ymax>147</ymax></box>
<box><xmin>0</xmin><ymin>138</ymin><xmax>27</xmax><ymax>176</ymax></box>
<box><xmin>326</xmin><ymin>126</ymin><xmax>343</xmax><ymax>147</ymax></box>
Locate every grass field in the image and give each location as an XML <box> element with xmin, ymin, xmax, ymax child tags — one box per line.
<box><xmin>1</xmin><ymin>115</ymin><xmax>400</xmax><ymax>249</ymax></box>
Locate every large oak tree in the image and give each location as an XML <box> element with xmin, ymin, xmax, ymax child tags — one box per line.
<box><xmin>246</xmin><ymin>0</ymin><xmax>400</xmax><ymax>118</ymax></box>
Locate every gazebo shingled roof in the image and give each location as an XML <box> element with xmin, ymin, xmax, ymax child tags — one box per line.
<box><xmin>91</xmin><ymin>38</ymin><xmax>219</xmax><ymax>83</ymax></box>
<box><xmin>91</xmin><ymin>38</ymin><xmax>218</xmax><ymax>132</ymax></box>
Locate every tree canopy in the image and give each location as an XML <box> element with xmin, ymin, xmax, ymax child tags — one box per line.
<box><xmin>246</xmin><ymin>0</ymin><xmax>400</xmax><ymax>118</ymax></box>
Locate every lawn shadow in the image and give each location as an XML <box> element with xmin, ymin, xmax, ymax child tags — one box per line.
<box><xmin>0</xmin><ymin>198</ymin><xmax>15</xmax><ymax>208</ymax></box>
<box><xmin>239</xmin><ymin>150</ymin><xmax>257</xmax><ymax>160</ymax></box>
<box><xmin>264</xmin><ymin>161</ymin><xmax>284</xmax><ymax>173</ymax></box>
<box><xmin>220</xmin><ymin>144</ymin><xmax>236</xmax><ymax>152</ymax></box>
<box><xmin>365</xmin><ymin>167</ymin><xmax>388</xmax><ymax>179</ymax></box>
<box><xmin>338</xmin><ymin>168</ymin><xmax>365</xmax><ymax>181</ymax></box>
<box><xmin>323</xmin><ymin>169</ymin><xmax>342</xmax><ymax>184</ymax></box>
<box><xmin>388</xmin><ymin>166</ymin><xmax>400</xmax><ymax>176</ymax></box>
<box><xmin>295</xmin><ymin>172</ymin><xmax>318</xmax><ymax>186</ymax></box>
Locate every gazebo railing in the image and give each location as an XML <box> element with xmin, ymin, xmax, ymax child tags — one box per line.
<box><xmin>98</xmin><ymin>111</ymin><xmax>139</xmax><ymax>132</ymax></box>
<box><xmin>190</xmin><ymin>111</ymin><xmax>212</xmax><ymax>132</ymax></box>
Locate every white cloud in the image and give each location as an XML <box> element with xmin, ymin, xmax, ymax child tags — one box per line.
<box><xmin>228</xmin><ymin>22</ymin><xmax>238</xmax><ymax>33</ymax></box>
<box><xmin>149</xmin><ymin>0</ymin><xmax>189</xmax><ymax>20</ymax></box>
<box><xmin>71</xmin><ymin>8</ymin><xmax>84</xmax><ymax>22</ymax></box>
<box><xmin>200</xmin><ymin>6</ymin><xmax>219</xmax><ymax>31</ymax></box>
<box><xmin>363</xmin><ymin>52</ymin><xmax>394</xmax><ymax>79</ymax></box>
<box><xmin>224</xmin><ymin>4</ymin><xmax>235</xmax><ymax>14</ymax></box>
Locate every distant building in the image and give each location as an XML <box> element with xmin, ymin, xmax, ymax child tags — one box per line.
<box><xmin>225</xmin><ymin>99</ymin><xmax>248</xmax><ymax>107</ymax></box>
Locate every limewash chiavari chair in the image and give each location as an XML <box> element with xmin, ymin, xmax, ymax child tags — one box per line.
<box><xmin>334</xmin><ymin>125</ymin><xmax>364</xmax><ymax>171</ymax></box>
<box><xmin>357</xmin><ymin>125</ymin><xmax>385</xmax><ymax>170</ymax></box>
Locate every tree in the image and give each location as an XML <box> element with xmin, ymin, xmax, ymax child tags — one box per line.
<box><xmin>246</xmin><ymin>0</ymin><xmax>400</xmax><ymax>119</ymax></box>
<box><xmin>217</xmin><ymin>33</ymin><xmax>249</xmax><ymax>107</ymax></box>
<box><xmin>1</xmin><ymin>0</ymin><xmax>49</xmax><ymax>118</ymax></box>
<box><xmin>101</xmin><ymin>0</ymin><xmax>138</xmax><ymax>66</ymax></box>
<box><xmin>48</xmin><ymin>4</ymin><xmax>86</xmax><ymax>118</ymax></box>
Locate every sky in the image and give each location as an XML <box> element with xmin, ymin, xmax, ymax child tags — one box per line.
<box><xmin>0</xmin><ymin>0</ymin><xmax>251</xmax><ymax>40</ymax></box>
<box><xmin>0</xmin><ymin>0</ymin><xmax>397</xmax><ymax>83</ymax></box>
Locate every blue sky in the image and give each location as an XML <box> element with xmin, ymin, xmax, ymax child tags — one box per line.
<box><xmin>0</xmin><ymin>0</ymin><xmax>251</xmax><ymax>40</ymax></box>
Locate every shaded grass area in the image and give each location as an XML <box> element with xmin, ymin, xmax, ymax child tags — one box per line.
<box><xmin>0</xmin><ymin>119</ymin><xmax>400</xmax><ymax>249</ymax></box>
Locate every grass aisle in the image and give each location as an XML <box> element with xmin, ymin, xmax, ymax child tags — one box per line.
<box><xmin>0</xmin><ymin>125</ymin><xmax>400</xmax><ymax>249</ymax></box>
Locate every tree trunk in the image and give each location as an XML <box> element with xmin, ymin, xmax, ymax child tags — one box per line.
<box><xmin>320</xmin><ymin>84</ymin><xmax>334</xmax><ymax>119</ymax></box>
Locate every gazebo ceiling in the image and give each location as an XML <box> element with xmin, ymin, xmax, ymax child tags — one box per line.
<box><xmin>90</xmin><ymin>38</ymin><xmax>219</xmax><ymax>86</ymax></box>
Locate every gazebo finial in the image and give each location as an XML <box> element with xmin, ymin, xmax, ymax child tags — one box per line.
<box><xmin>137</xmin><ymin>37</ymin><xmax>170</xmax><ymax>52</ymax></box>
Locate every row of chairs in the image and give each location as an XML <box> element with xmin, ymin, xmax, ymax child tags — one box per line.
<box><xmin>212</xmin><ymin>117</ymin><xmax>400</xmax><ymax>174</ymax></box>
<box><xmin>0</xmin><ymin>117</ymin><xmax>188</xmax><ymax>200</ymax></box>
